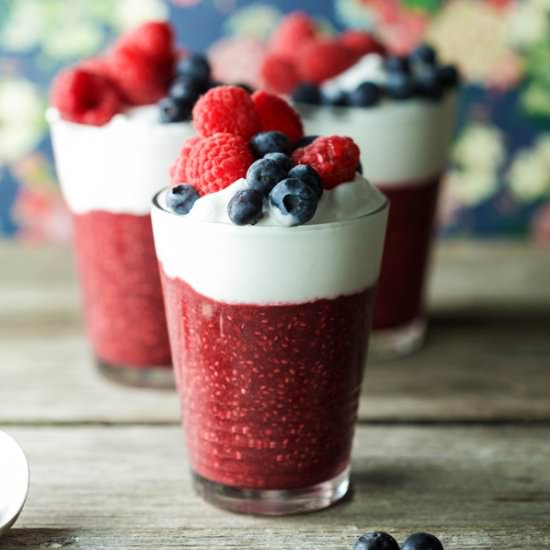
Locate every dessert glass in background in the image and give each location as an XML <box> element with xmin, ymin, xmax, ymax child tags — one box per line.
<box><xmin>152</xmin><ymin>86</ymin><xmax>388</xmax><ymax>514</ymax></box>
<box><xmin>48</xmin><ymin>21</ymin><xmax>219</xmax><ymax>387</ymax></box>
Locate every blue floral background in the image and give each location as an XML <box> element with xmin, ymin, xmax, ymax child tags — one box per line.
<box><xmin>1</xmin><ymin>0</ymin><xmax>550</xmax><ymax>243</ymax></box>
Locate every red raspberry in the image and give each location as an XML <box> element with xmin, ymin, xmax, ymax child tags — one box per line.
<box><xmin>192</xmin><ymin>85</ymin><xmax>260</xmax><ymax>140</ymax></box>
<box><xmin>185</xmin><ymin>133</ymin><xmax>254</xmax><ymax>195</ymax></box>
<box><xmin>108</xmin><ymin>44</ymin><xmax>172</xmax><ymax>106</ymax></box>
<box><xmin>81</xmin><ymin>56</ymin><xmax>112</xmax><ymax>79</ymax></box>
<box><xmin>170</xmin><ymin>136</ymin><xmax>202</xmax><ymax>185</ymax></box>
<box><xmin>339</xmin><ymin>30</ymin><xmax>387</xmax><ymax>57</ymax></box>
<box><xmin>251</xmin><ymin>90</ymin><xmax>304</xmax><ymax>144</ymax></box>
<box><xmin>51</xmin><ymin>67</ymin><xmax>122</xmax><ymax>126</ymax></box>
<box><xmin>269</xmin><ymin>12</ymin><xmax>317</xmax><ymax>61</ymax></box>
<box><xmin>292</xmin><ymin>136</ymin><xmax>360</xmax><ymax>190</ymax></box>
<box><xmin>297</xmin><ymin>39</ymin><xmax>358</xmax><ymax>83</ymax></box>
<box><xmin>260</xmin><ymin>53</ymin><xmax>300</xmax><ymax>95</ymax></box>
<box><xmin>118</xmin><ymin>21</ymin><xmax>175</xmax><ymax>63</ymax></box>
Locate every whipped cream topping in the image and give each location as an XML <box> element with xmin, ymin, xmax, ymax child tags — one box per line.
<box><xmin>152</xmin><ymin>176</ymin><xmax>388</xmax><ymax>304</ymax></box>
<box><xmin>48</xmin><ymin>106</ymin><xmax>195</xmax><ymax>215</ymax></box>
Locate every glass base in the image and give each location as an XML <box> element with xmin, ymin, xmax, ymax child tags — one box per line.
<box><xmin>97</xmin><ymin>358</ymin><xmax>175</xmax><ymax>389</ymax></box>
<box><xmin>369</xmin><ymin>317</ymin><xmax>426</xmax><ymax>360</ymax></box>
<box><xmin>191</xmin><ymin>465</ymin><xmax>350</xmax><ymax>516</ymax></box>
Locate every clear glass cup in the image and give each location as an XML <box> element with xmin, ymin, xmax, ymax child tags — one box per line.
<box><xmin>151</xmin><ymin>187</ymin><xmax>388</xmax><ymax>515</ymax></box>
<box><xmin>48</xmin><ymin>107</ymin><xmax>194</xmax><ymax>388</ymax></box>
<box><xmin>297</xmin><ymin>93</ymin><xmax>457</xmax><ymax>358</ymax></box>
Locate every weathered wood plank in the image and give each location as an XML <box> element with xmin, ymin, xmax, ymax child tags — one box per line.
<box><xmin>1</xmin><ymin>425</ymin><xmax>549</xmax><ymax>548</ymax></box>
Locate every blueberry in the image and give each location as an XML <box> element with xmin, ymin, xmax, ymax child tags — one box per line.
<box><xmin>292</xmin><ymin>82</ymin><xmax>322</xmax><ymax>105</ymax></box>
<box><xmin>411</xmin><ymin>43</ymin><xmax>437</xmax><ymax>65</ymax></box>
<box><xmin>270</xmin><ymin>178</ymin><xmax>318</xmax><ymax>226</ymax></box>
<box><xmin>350</xmin><ymin>81</ymin><xmax>382</xmax><ymax>107</ymax></box>
<box><xmin>250</xmin><ymin>131</ymin><xmax>292</xmax><ymax>157</ymax></box>
<box><xmin>235</xmin><ymin>82</ymin><xmax>254</xmax><ymax>94</ymax></box>
<box><xmin>401</xmin><ymin>532</ymin><xmax>444</xmax><ymax>550</ymax></box>
<box><xmin>169</xmin><ymin>76</ymin><xmax>202</xmax><ymax>103</ymax></box>
<box><xmin>288</xmin><ymin>164</ymin><xmax>323</xmax><ymax>198</ymax></box>
<box><xmin>352</xmin><ymin>531</ymin><xmax>400</xmax><ymax>550</ymax></box>
<box><xmin>357</xmin><ymin>161</ymin><xmax>363</xmax><ymax>174</ymax></box>
<box><xmin>227</xmin><ymin>189</ymin><xmax>264</xmax><ymax>225</ymax></box>
<box><xmin>264</xmin><ymin>152</ymin><xmax>293</xmax><ymax>172</ymax></box>
<box><xmin>246</xmin><ymin>158</ymin><xmax>289</xmax><ymax>195</ymax></box>
<box><xmin>166</xmin><ymin>184</ymin><xmax>199</xmax><ymax>214</ymax></box>
<box><xmin>295</xmin><ymin>135</ymin><xmax>319</xmax><ymax>150</ymax></box>
<box><xmin>323</xmin><ymin>89</ymin><xmax>349</xmax><ymax>107</ymax></box>
<box><xmin>177</xmin><ymin>53</ymin><xmax>211</xmax><ymax>86</ymax></box>
<box><xmin>384</xmin><ymin>55</ymin><xmax>410</xmax><ymax>74</ymax></box>
<box><xmin>416</xmin><ymin>66</ymin><xmax>444</xmax><ymax>100</ymax></box>
<box><xmin>158</xmin><ymin>96</ymin><xmax>192</xmax><ymax>123</ymax></box>
<box><xmin>385</xmin><ymin>71</ymin><xmax>415</xmax><ymax>100</ymax></box>
<box><xmin>437</xmin><ymin>64</ymin><xmax>460</xmax><ymax>88</ymax></box>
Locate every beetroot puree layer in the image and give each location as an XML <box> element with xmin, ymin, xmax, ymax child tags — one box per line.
<box><xmin>160</xmin><ymin>271</ymin><xmax>376</xmax><ymax>490</ymax></box>
<box><xmin>72</xmin><ymin>211</ymin><xmax>171</xmax><ymax>367</ymax></box>
<box><xmin>373</xmin><ymin>176</ymin><xmax>440</xmax><ymax>330</ymax></box>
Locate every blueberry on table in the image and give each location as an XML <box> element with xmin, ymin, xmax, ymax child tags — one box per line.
<box><xmin>270</xmin><ymin>178</ymin><xmax>318</xmax><ymax>226</ymax></box>
<box><xmin>250</xmin><ymin>131</ymin><xmax>292</xmax><ymax>157</ymax></box>
<box><xmin>288</xmin><ymin>164</ymin><xmax>323</xmax><ymax>198</ymax></box>
<box><xmin>294</xmin><ymin>135</ymin><xmax>319</xmax><ymax>149</ymax></box>
<box><xmin>323</xmin><ymin>89</ymin><xmax>349</xmax><ymax>107</ymax></box>
<box><xmin>384</xmin><ymin>55</ymin><xmax>411</xmax><ymax>74</ymax></box>
<box><xmin>158</xmin><ymin>96</ymin><xmax>192</xmax><ymax>123</ymax></box>
<box><xmin>411</xmin><ymin>43</ymin><xmax>437</xmax><ymax>65</ymax></box>
<box><xmin>350</xmin><ymin>81</ymin><xmax>382</xmax><ymax>107</ymax></box>
<box><xmin>166</xmin><ymin>184</ymin><xmax>199</xmax><ymax>215</ymax></box>
<box><xmin>264</xmin><ymin>152</ymin><xmax>293</xmax><ymax>172</ymax></box>
<box><xmin>292</xmin><ymin>82</ymin><xmax>323</xmax><ymax>105</ymax></box>
<box><xmin>246</xmin><ymin>157</ymin><xmax>289</xmax><ymax>195</ymax></box>
<box><xmin>352</xmin><ymin>531</ymin><xmax>400</xmax><ymax>550</ymax></box>
<box><xmin>385</xmin><ymin>71</ymin><xmax>415</xmax><ymax>100</ymax></box>
<box><xmin>437</xmin><ymin>64</ymin><xmax>460</xmax><ymax>88</ymax></box>
<box><xmin>227</xmin><ymin>189</ymin><xmax>264</xmax><ymax>225</ymax></box>
<box><xmin>401</xmin><ymin>532</ymin><xmax>444</xmax><ymax>550</ymax></box>
<box><xmin>177</xmin><ymin>53</ymin><xmax>211</xmax><ymax>86</ymax></box>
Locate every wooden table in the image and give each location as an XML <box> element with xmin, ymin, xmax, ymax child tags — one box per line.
<box><xmin>1</xmin><ymin>241</ymin><xmax>549</xmax><ymax>549</ymax></box>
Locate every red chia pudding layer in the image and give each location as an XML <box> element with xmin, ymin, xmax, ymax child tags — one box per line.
<box><xmin>160</xmin><ymin>270</ymin><xmax>376</xmax><ymax>490</ymax></box>
<box><xmin>373</xmin><ymin>176</ymin><xmax>440</xmax><ymax>331</ymax></box>
<box><xmin>72</xmin><ymin>211</ymin><xmax>171</xmax><ymax>367</ymax></box>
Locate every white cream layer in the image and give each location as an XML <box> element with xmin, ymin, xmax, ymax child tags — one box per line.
<box><xmin>152</xmin><ymin>177</ymin><xmax>388</xmax><ymax>304</ymax></box>
<box><xmin>48</xmin><ymin>106</ymin><xmax>195</xmax><ymax>215</ymax></box>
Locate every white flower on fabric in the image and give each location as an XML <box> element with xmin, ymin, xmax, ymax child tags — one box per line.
<box><xmin>223</xmin><ymin>4</ymin><xmax>282</xmax><ymax>39</ymax></box>
<box><xmin>114</xmin><ymin>0</ymin><xmax>168</xmax><ymax>31</ymax></box>
<box><xmin>445</xmin><ymin>169</ymin><xmax>499</xmax><ymax>206</ymax></box>
<box><xmin>507</xmin><ymin>141</ymin><xmax>550</xmax><ymax>202</ymax></box>
<box><xmin>452</xmin><ymin>123</ymin><xmax>506</xmax><ymax>173</ymax></box>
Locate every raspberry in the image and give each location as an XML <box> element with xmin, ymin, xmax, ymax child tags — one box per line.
<box><xmin>292</xmin><ymin>136</ymin><xmax>360</xmax><ymax>190</ymax></box>
<box><xmin>297</xmin><ymin>39</ymin><xmax>358</xmax><ymax>83</ymax></box>
<box><xmin>118</xmin><ymin>21</ymin><xmax>175</xmax><ymax>63</ymax></box>
<box><xmin>269</xmin><ymin>12</ymin><xmax>317</xmax><ymax>61</ymax></box>
<box><xmin>192</xmin><ymin>85</ymin><xmax>260</xmax><ymax>140</ymax></box>
<box><xmin>251</xmin><ymin>90</ymin><xmax>304</xmax><ymax>144</ymax></box>
<box><xmin>185</xmin><ymin>133</ymin><xmax>254</xmax><ymax>195</ymax></box>
<box><xmin>109</xmin><ymin>44</ymin><xmax>172</xmax><ymax>105</ymax></box>
<box><xmin>51</xmin><ymin>67</ymin><xmax>122</xmax><ymax>126</ymax></box>
<box><xmin>260</xmin><ymin>53</ymin><xmax>300</xmax><ymax>95</ymax></box>
<box><xmin>170</xmin><ymin>136</ymin><xmax>202</xmax><ymax>185</ymax></box>
<box><xmin>81</xmin><ymin>56</ymin><xmax>112</xmax><ymax>79</ymax></box>
<box><xmin>339</xmin><ymin>30</ymin><xmax>387</xmax><ymax>57</ymax></box>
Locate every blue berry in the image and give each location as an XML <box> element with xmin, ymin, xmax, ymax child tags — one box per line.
<box><xmin>350</xmin><ymin>82</ymin><xmax>382</xmax><ymax>107</ymax></box>
<box><xmin>357</xmin><ymin>161</ymin><xmax>363</xmax><ymax>174</ymax></box>
<box><xmin>246</xmin><ymin>158</ymin><xmax>289</xmax><ymax>195</ymax></box>
<box><xmin>401</xmin><ymin>533</ymin><xmax>444</xmax><ymax>550</ymax></box>
<box><xmin>177</xmin><ymin>53</ymin><xmax>211</xmax><ymax>86</ymax></box>
<box><xmin>353</xmin><ymin>531</ymin><xmax>400</xmax><ymax>550</ymax></box>
<box><xmin>295</xmin><ymin>135</ymin><xmax>319</xmax><ymax>149</ymax></box>
<box><xmin>166</xmin><ymin>184</ymin><xmax>199</xmax><ymax>214</ymax></box>
<box><xmin>292</xmin><ymin>83</ymin><xmax>322</xmax><ymax>105</ymax></box>
<box><xmin>437</xmin><ymin>64</ymin><xmax>460</xmax><ymax>88</ymax></box>
<box><xmin>385</xmin><ymin>71</ymin><xmax>415</xmax><ymax>100</ymax></box>
<box><xmin>411</xmin><ymin>43</ymin><xmax>437</xmax><ymax>65</ymax></box>
<box><xmin>270</xmin><ymin>178</ymin><xmax>318</xmax><ymax>226</ymax></box>
<box><xmin>227</xmin><ymin>189</ymin><xmax>264</xmax><ymax>225</ymax></box>
<box><xmin>384</xmin><ymin>55</ymin><xmax>410</xmax><ymax>74</ymax></box>
<box><xmin>323</xmin><ymin>90</ymin><xmax>349</xmax><ymax>107</ymax></box>
<box><xmin>264</xmin><ymin>152</ymin><xmax>293</xmax><ymax>172</ymax></box>
<box><xmin>416</xmin><ymin>66</ymin><xmax>444</xmax><ymax>100</ymax></box>
<box><xmin>288</xmin><ymin>164</ymin><xmax>323</xmax><ymax>198</ymax></box>
<box><xmin>169</xmin><ymin>76</ymin><xmax>202</xmax><ymax>103</ymax></box>
<box><xmin>158</xmin><ymin>96</ymin><xmax>192</xmax><ymax>123</ymax></box>
<box><xmin>250</xmin><ymin>131</ymin><xmax>292</xmax><ymax>157</ymax></box>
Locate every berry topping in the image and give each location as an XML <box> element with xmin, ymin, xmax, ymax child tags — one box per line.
<box><xmin>294</xmin><ymin>135</ymin><xmax>319</xmax><ymax>148</ymax></box>
<box><xmin>51</xmin><ymin>67</ymin><xmax>122</xmax><ymax>126</ymax></box>
<box><xmin>185</xmin><ymin>132</ymin><xmax>254</xmax><ymax>195</ymax></box>
<box><xmin>193</xmin><ymin>85</ymin><xmax>260</xmax><ymax>140</ymax></box>
<box><xmin>288</xmin><ymin>164</ymin><xmax>323</xmax><ymax>198</ymax></box>
<box><xmin>159</xmin><ymin>96</ymin><xmax>192</xmax><ymax>123</ymax></box>
<box><xmin>250</xmin><ymin>131</ymin><xmax>292</xmax><ymax>157</ymax></box>
<box><xmin>235</xmin><ymin>82</ymin><xmax>254</xmax><ymax>94</ymax></box>
<box><xmin>166</xmin><ymin>184</ymin><xmax>199</xmax><ymax>215</ymax></box>
<box><xmin>246</xmin><ymin>157</ymin><xmax>289</xmax><ymax>196</ymax></box>
<box><xmin>291</xmin><ymin>82</ymin><xmax>323</xmax><ymax>105</ymax></box>
<box><xmin>264</xmin><ymin>152</ymin><xmax>293</xmax><ymax>172</ymax></box>
<box><xmin>260</xmin><ymin>53</ymin><xmax>300</xmax><ymax>95</ymax></box>
<box><xmin>339</xmin><ymin>30</ymin><xmax>386</xmax><ymax>57</ymax></box>
<box><xmin>352</xmin><ymin>531</ymin><xmax>400</xmax><ymax>550</ymax></box>
<box><xmin>177</xmin><ymin>53</ymin><xmax>211</xmax><ymax>87</ymax></box>
<box><xmin>268</xmin><ymin>12</ymin><xmax>317</xmax><ymax>61</ymax></box>
<box><xmin>415</xmin><ymin>65</ymin><xmax>444</xmax><ymax>100</ymax></box>
<box><xmin>270</xmin><ymin>178</ymin><xmax>318</xmax><ymax>226</ymax></box>
<box><xmin>384</xmin><ymin>55</ymin><xmax>411</xmax><ymax>74</ymax></box>
<box><xmin>437</xmin><ymin>64</ymin><xmax>461</xmax><ymax>88</ymax></box>
<box><xmin>401</xmin><ymin>533</ymin><xmax>444</xmax><ymax>550</ymax></box>
<box><xmin>119</xmin><ymin>21</ymin><xmax>175</xmax><ymax>65</ymax></box>
<box><xmin>251</xmin><ymin>90</ymin><xmax>304</xmax><ymax>144</ymax></box>
<box><xmin>323</xmin><ymin>89</ymin><xmax>349</xmax><ymax>107</ymax></box>
<box><xmin>170</xmin><ymin>136</ymin><xmax>201</xmax><ymax>185</ymax></box>
<box><xmin>292</xmin><ymin>136</ymin><xmax>360</xmax><ymax>190</ymax></box>
<box><xmin>349</xmin><ymin>82</ymin><xmax>381</xmax><ymax>107</ymax></box>
<box><xmin>411</xmin><ymin>43</ymin><xmax>437</xmax><ymax>65</ymax></box>
<box><xmin>169</xmin><ymin>75</ymin><xmax>204</xmax><ymax>103</ymax></box>
<box><xmin>227</xmin><ymin>189</ymin><xmax>264</xmax><ymax>225</ymax></box>
<box><xmin>385</xmin><ymin>71</ymin><xmax>415</xmax><ymax>100</ymax></box>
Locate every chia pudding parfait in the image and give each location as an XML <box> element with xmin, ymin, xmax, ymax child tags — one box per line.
<box><xmin>48</xmin><ymin>21</ymin><xmax>221</xmax><ymax>387</ymax></box>
<box><xmin>152</xmin><ymin>86</ymin><xmax>388</xmax><ymax>514</ymax></box>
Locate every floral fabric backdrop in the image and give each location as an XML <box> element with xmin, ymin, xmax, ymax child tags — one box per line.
<box><xmin>1</xmin><ymin>0</ymin><xmax>550</xmax><ymax>243</ymax></box>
